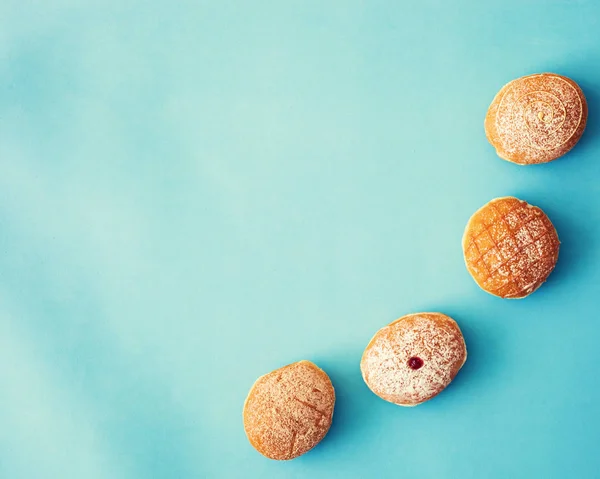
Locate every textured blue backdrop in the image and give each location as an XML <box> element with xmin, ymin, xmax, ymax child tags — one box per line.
<box><xmin>1</xmin><ymin>1</ymin><xmax>600</xmax><ymax>478</ymax></box>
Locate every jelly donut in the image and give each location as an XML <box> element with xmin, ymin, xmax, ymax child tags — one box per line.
<box><xmin>360</xmin><ymin>313</ymin><xmax>467</xmax><ymax>407</ymax></box>
<box><xmin>463</xmin><ymin>196</ymin><xmax>560</xmax><ymax>299</ymax></box>
<box><xmin>243</xmin><ymin>360</ymin><xmax>335</xmax><ymax>460</ymax></box>
<box><xmin>485</xmin><ymin>73</ymin><xmax>587</xmax><ymax>164</ymax></box>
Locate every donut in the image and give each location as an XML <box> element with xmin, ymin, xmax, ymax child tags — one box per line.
<box><xmin>243</xmin><ymin>360</ymin><xmax>335</xmax><ymax>460</ymax></box>
<box><xmin>360</xmin><ymin>313</ymin><xmax>467</xmax><ymax>407</ymax></box>
<box><xmin>462</xmin><ymin>196</ymin><xmax>560</xmax><ymax>298</ymax></box>
<box><xmin>485</xmin><ymin>73</ymin><xmax>587</xmax><ymax>164</ymax></box>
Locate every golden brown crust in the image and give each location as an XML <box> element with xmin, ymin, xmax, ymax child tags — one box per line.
<box><xmin>462</xmin><ymin>197</ymin><xmax>560</xmax><ymax>298</ymax></box>
<box><xmin>485</xmin><ymin>73</ymin><xmax>587</xmax><ymax>165</ymax></box>
<box><xmin>243</xmin><ymin>360</ymin><xmax>335</xmax><ymax>460</ymax></box>
<box><xmin>360</xmin><ymin>313</ymin><xmax>467</xmax><ymax>407</ymax></box>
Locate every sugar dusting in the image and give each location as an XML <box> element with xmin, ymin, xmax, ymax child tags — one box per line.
<box><xmin>463</xmin><ymin>197</ymin><xmax>560</xmax><ymax>298</ymax></box>
<box><xmin>361</xmin><ymin>313</ymin><xmax>467</xmax><ymax>406</ymax></box>
<box><xmin>491</xmin><ymin>73</ymin><xmax>586</xmax><ymax>164</ymax></box>
<box><xmin>243</xmin><ymin>360</ymin><xmax>335</xmax><ymax>460</ymax></box>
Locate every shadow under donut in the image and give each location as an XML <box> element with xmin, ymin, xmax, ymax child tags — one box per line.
<box><xmin>543</xmin><ymin>62</ymin><xmax>600</xmax><ymax>172</ymax></box>
<box><xmin>298</xmin><ymin>347</ymin><xmax>383</xmax><ymax>460</ymax></box>
<box><xmin>572</xmin><ymin>79</ymin><xmax>600</xmax><ymax>153</ymax></box>
<box><xmin>411</xmin><ymin>307</ymin><xmax>506</xmax><ymax>410</ymax></box>
<box><xmin>507</xmin><ymin>191</ymin><xmax>593</xmax><ymax>296</ymax></box>
<box><xmin>537</xmin><ymin>202</ymin><xmax>592</xmax><ymax>292</ymax></box>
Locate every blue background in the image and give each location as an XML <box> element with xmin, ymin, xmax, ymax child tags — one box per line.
<box><xmin>1</xmin><ymin>1</ymin><xmax>599</xmax><ymax>478</ymax></box>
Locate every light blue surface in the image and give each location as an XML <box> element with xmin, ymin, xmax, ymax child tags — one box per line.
<box><xmin>1</xmin><ymin>1</ymin><xmax>599</xmax><ymax>478</ymax></box>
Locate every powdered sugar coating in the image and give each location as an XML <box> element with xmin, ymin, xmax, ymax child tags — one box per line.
<box><xmin>360</xmin><ymin>313</ymin><xmax>467</xmax><ymax>406</ymax></box>
<box><xmin>463</xmin><ymin>197</ymin><xmax>560</xmax><ymax>298</ymax></box>
<box><xmin>485</xmin><ymin>73</ymin><xmax>587</xmax><ymax>164</ymax></box>
<box><xmin>243</xmin><ymin>360</ymin><xmax>335</xmax><ymax>460</ymax></box>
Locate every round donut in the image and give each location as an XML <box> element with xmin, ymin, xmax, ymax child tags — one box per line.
<box><xmin>462</xmin><ymin>196</ymin><xmax>560</xmax><ymax>299</ymax></box>
<box><xmin>360</xmin><ymin>313</ymin><xmax>467</xmax><ymax>407</ymax></box>
<box><xmin>243</xmin><ymin>360</ymin><xmax>335</xmax><ymax>460</ymax></box>
<box><xmin>485</xmin><ymin>73</ymin><xmax>587</xmax><ymax>164</ymax></box>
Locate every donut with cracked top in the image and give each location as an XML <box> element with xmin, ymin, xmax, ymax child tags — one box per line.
<box><xmin>485</xmin><ymin>73</ymin><xmax>587</xmax><ymax>164</ymax></box>
<box><xmin>463</xmin><ymin>196</ymin><xmax>560</xmax><ymax>298</ymax></box>
<box><xmin>360</xmin><ymin>313</ymin><xmax>467</xmax><ymax>407</ymax></box>
<box><xmin>243</xmin><ymin>360</ymin><xmax>335</xmax><ymax>460</ymax></box>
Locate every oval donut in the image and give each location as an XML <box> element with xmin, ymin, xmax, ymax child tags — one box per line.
<box><xmin>243</xmin><ymin>360</ymin><xmax>335</xmax><ymax>460</ymax></box>
<box><xmin>485</xmin><ymin>73</ymin><xmax>587</xmax><ymax>164</ymax></box>
<box><xmin>360</xmin><ymin>313</ymin><xmax>467</xmax><ymax>407</ymax></box>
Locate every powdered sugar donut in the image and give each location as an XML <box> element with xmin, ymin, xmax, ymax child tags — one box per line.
<box><xmin>243</xmin><ymin>360</ymin><xmax>335</xmax><ymax>460</ymax></box>
<box><xmin>360</xmin><ymin>313</ymin><xmax>467</xmax><ymax>406</ymax></box>
<box><xmin>485</xmin><ymin>73</ymin><xmax>587</xmax><ymax>164</ymax></box>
